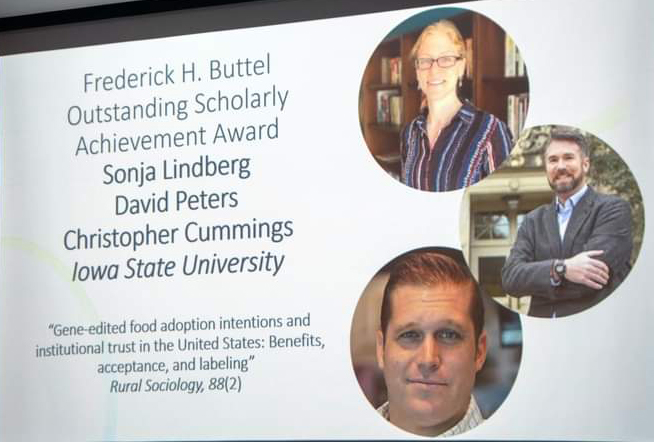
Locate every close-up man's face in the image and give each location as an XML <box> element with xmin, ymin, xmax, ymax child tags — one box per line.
<box><xmin>376</xmin><ymin>282</ymin><xmax>486</xmax><ymax>436</ymax></box>
<box><xmin>545</xmin><ymin>139</ymin><xmax>589</xmax><ymax>198</ymax></box>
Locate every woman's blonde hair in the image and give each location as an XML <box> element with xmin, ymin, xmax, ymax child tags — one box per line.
<box><xmin>410</xmin><ymin>19</ymin><xmax>466</xmax><ymax>60</ymax></box>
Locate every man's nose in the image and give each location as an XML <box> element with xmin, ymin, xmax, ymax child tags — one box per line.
<box><xmin>417</xmin><ymin>336</ymin><xmax>440</xmax><ymax>373</ymax></box>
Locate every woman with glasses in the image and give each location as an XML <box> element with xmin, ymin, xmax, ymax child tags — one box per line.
<box><xmin>401</xmin><ymin>20</ymin><xmax>512</xmax><ymax>191</ymax></box>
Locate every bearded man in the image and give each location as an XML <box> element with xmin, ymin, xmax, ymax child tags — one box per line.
<box><xmin>501</xmin><ymin>127</ymin><xmax>632</xmax><ymax>317</ymax></box>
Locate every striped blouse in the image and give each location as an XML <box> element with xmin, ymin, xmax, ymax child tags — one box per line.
<box><xmin>400</xmin><ymin>101</ymin><xmax>512</xmax><ymax>192</ymax></box>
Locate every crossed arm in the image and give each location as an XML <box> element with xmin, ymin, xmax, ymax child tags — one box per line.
<box><xmin>501</xmin><ymin>198</ymin><xmax>632</xmax><ymax>300</ymax></box>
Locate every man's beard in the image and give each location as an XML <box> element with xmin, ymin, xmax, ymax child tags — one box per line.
<box><xmin>548</xmin><ymin>171</ymin><xmax>583</xmax><ymax>195</ymax></box>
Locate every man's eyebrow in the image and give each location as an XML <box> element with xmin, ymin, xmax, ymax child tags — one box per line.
<box><xmin>394</xmin><ymin>319</ymin><xmax>467</xmax><ymax>331</ymax></box>
<box><xmin>435</xmin><ymin>319</ymin><xmax>466</xmax><ymax>331</ymax></box>
<box><xmin>393</xmin><ymin>321</ymin><xmax>420</xmax><ymax>332</ymax></box>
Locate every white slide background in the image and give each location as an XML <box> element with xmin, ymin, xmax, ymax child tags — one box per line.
<box><xmin>1</xmin><ymin>0</ymin><xmax>653</xmax><ymax>440</ymax></box>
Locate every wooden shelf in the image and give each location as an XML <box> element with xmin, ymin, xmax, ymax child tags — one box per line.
<box><xmin>368</xmin><ymin>122</ymin><xmax>402</xmax><ymax>133</ymax></box>
<box><xmin>374</xmin><ymin>153</ymin><xmax>401</xmax><ymax>165</ymax></box>
<box><xmin>368</xmin><ymin>83</ymin><xmax>402</xmax><ymax>91</ymax></box>
<box><xmin>482</xmin><ymin>76</ymin><xmax>529</xmax><ymax>95</ymax></box>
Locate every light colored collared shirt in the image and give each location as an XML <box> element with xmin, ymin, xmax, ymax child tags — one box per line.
<box><xmin>550</xmin><ymin>185</ymin><xmax>590</xmax><ymax>305</ymax></box>
<box><xmin>556</xmin><ymin>184</ymin><xmax>588</xmax><ymax>241</ymax></box>
<box><xmin>377</xmin><ymin>395</ymin><xmax>484</xmax><ymax>437</ymax></box>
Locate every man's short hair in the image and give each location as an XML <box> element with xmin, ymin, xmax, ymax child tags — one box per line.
<box><xmin>380</xmin><ymin>250</ymin><xmax>485</xmax><ymax>341</ymax></box>
<box><xmin>547</xmin><ymin>127</ymin><xmax>590</xmax><ymax>158</ymax></box>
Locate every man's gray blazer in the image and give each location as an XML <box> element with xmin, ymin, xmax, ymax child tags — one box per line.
<box><xmin>501</xmin><ymin>187</ymin><xmax>632</xmax><ymax>317</ymax></box>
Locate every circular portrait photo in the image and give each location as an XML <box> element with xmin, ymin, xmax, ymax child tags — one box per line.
<box><xmin>359</xmin><ymin>7</ymin><xmax>529</xmax><ymax>192</ymax></box>
<box><xmin>350</xmin><ymin>247</ymin><xmax>522</xmax><ymax>437</ymax></box>
<box><xmin>458</xmin><ymin>125</ymin><xmax>645</xmax><ymax>318</ymax></box>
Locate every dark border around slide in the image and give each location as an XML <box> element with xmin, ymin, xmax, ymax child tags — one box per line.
<box><xmin>0</xmin><ymin>0</ymin><xmax>476</xmax><ymax>54</ymax></box>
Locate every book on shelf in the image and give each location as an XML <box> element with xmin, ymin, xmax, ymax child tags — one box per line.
<box><xmin>504</xmin><ymin>35</ymin><xmax>525</xmax><ymax>77</ymax></box>
<box><xmin>516</xmin><ymin>51</ymin><xmax>525</xmax><ymax>76</ymax></box>
<box><xmin>389</xmin><ymin>57</ymin><xmax>401</xmax><ymax>85</ymax></box>
<box><xmin>380</xmin><ymin>56</ymin><xmax>401</xmax><ymax>85</ymax></box>
<box><xmin>507</xmin><ymin>93</ymin><xmax>529</xmax><ymax>137</ymax></box>
<box><xmin>377</xmin><ymin>90</ymin><xmax>400</xmax><ymax>124</ymax></box>
<box><xmin>390</xmin><ymin>95</ymin><xmax>403</xmax><ymax>126</ymax></box>
<box><xmin>465</xmin><ymin>38</ymin><xmax>473</xmax><ymax>79</ymax></box>
<box><xmin>505</xmin><ymin>35</ymin><xmax>515</xmax><ymax>76</ymax></box>
<box><xmin>381</xmin><ymin>57</ymin><xmax>390</xmax><ymax>84</ymax></box>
